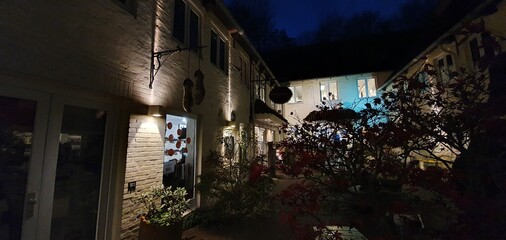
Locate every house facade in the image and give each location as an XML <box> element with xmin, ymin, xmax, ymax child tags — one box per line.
<box><xmin>264</xmin><ymin>30</ymin><xmax>426</xmax><ymax>126</ymax></box>
<box><xmin>379</xmin><ymin>0</ymin><xmax>506</xmax><ymax>167</ymax></box>
<box><xmin>283</xmin><ymin>72</ymin><xmax>391</xmax><ymax>125</ymax></box>
<box><xmin>0</xmin><ymin>0</ymin><xmax>282</xmax><ymax>239</ymax></box>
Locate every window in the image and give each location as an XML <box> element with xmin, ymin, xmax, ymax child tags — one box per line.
<box><xmin>189</xmin><ymin>10</ymin><xmax>199</xmax><ymax>50</ymax></box>
<box><xmin>173</xmin><ymin>0</ymin><xmax>200</xmax><ymax>52</ymax></box>
<box><xmin>288</xmin><ymin>86</ymin><xmax>303</xmax><ymax>103</ymax></box>
<box><xmin>357</xmin><ymin>78</ymin><xmax>377</xmax><ymax>98</ymax></box>
<box><xmin>240</xmin><ymin>57</ymin><xmax>249</xmax><ymax>87</ymax></box>
<box><xmin>436</xmin><ymin>54</ymin><xmax>455</xmax><ymax>83</ymax></box>
<box><xmin>320</xmin><ymin>81</ymin><xmax>338</xmax><ymax>102</ymax></box>
<box><xmin>210</xmin><ymin>29</ymin><xmax>228</xmax><ymax>72</ymax></box>
<box><xmin>112</xmin><ymin>0</ymin><xmax>136</xmax><ymax>16</ymax></box>
<box><xmin>254</xmin><ymin>74</ymin><xmax>266</xmax><ymax>101</ymax></box>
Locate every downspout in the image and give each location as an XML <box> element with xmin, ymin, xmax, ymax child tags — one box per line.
<box><xmin>149</xmin><ymin>0</ymin><xmax>157</xmax><ymax>90</ymax></box>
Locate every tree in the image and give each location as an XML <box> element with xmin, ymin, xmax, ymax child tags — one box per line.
<box><xmin>226</xmin><ymin>0</ymin><xmax>294</xmax><ymax>52</ymax></box>
<box><xmin>299</xmin><ymin>0</ymin><xmax>436</xmax><ymax>45</ymax></box>
<box><xmin>278</xmin><ymin>25</ymin><xmax>506</xmax><ymax>239</ymax></box>
<box><xmin>394</xmin><ymin>0</ymin><xmax>437</xmax><ymax>30</ymax></box>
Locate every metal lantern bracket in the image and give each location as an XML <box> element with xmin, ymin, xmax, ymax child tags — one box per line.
<box><xmin>149</xmin><ymin>45</ymin><xmax>207</xmax><ymax>89</ymax></box>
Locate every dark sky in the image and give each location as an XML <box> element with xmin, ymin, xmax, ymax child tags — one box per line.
<box><xmin>226</xmin><ymin>0</ymin><xmax>413</xmax><ymax>38</ymax></box>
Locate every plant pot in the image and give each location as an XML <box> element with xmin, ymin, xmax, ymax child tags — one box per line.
<box><xmin>138</xmin><ymin>219</ymin><xmax>183</xmax><ymax>240</ymax></box>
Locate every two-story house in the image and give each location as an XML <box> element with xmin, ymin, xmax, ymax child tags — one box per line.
<box><xmin>379</xmin><ymin>0</ymin><xmax>506</xmax><ymax>168</ymax></box>
<box><xmin>264</xmin><ymin>30</ymin><xmax>429</xmax><ymax>125</ymax></box>
<box><xmin>0</xmin><ymin>0</ymin><xmax>282</xmax><ymax>239</ymax></box>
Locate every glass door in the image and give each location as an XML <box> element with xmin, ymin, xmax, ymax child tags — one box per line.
<box><xmin>48</xmin><ymin>105</ymin><xmax>107</xmax><ymax>239</ymax></box>
<box><xmin>0</xmin><ymin>87</ymin><xmax>114</xmax><ymax>240</ymax></box>
<box><xmin>0</xmin><ymin>87</ymin><xmax>50</xmax><ymax>240</ymax></box>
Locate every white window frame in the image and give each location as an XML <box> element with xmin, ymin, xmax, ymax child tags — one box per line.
<box><xmin>288</xmin><ymin>86</ymin><xmax>303</xmax><ymax>103</ymax></box>
<box><xmin>357</xmin><ymin>78</ymin><xmax>377</xmax><ymax>98</ymax></box>
<box><xmin>320</xmin><ymin>81</ymin><xmax>339</xmax><ymax>102</ymax></box>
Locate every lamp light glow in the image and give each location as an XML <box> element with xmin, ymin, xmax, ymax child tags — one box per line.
<box><xmin>148</xmin><ymin>105</ymin><xmax>164</xmax><ymax>117</ymax></box>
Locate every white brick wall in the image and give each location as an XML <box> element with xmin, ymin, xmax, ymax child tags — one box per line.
<box><xmin>121</xmin><ymin>115</ymin><xmax>165</xmax><ymax>240</ymax></box>
<box><xmin>0</xmin><ymin>0</ymin><xmax>261</xmax><ymax>239</ymax></box>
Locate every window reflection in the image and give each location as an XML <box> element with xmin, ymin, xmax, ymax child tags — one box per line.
<box><xmin>0</xmin><ymin>96</ymin><xmax>36</xmax><ymax>240</ymax></box>
<box><xmin>50</xmin><ymin>106</ymin><xmax>106</xmax><ymax>240</ymax></box>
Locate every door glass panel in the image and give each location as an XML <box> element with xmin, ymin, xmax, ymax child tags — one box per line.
<box><xmin>50</xmin><ymin>105</ymin><xmax>106</xmax><ymax>240</ymax></box>
<box><xmin>0</xmin><ymin>96</ymin><xmax>36</xmax><ymax>240</ymax></box>
<box><xmin>164</xmin><ymin>115</ymin><xmax>196</xmax><ymax>199</ymax></box>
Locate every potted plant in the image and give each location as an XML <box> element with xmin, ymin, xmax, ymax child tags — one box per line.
<box><xmin>137</xmin><ymin>186</ymin><xmax>190</xmax><ymax>240</ymax></box>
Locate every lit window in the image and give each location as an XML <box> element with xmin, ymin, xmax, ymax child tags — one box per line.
<box><xmin>357</xmin><ymin>78</ymin><xmax>377</xmax><ymax>98</ymax></box>
<box><xmin>173</xmin><ymin>0</ymin><xmax>200</xmax><ymax>52</ymax></box>
<box><xmin>210</xmin><ymin>30</ymin><xmax>228</xmax><ymax>72</ymax></box>
<box><xmin>288</xmin><ymin>86</ymin><xmax>303</xmax><ymax>103</ymax></box>
<box><xmin>435</xmin><ymin>54</ymin><xmax>455</xmax><ymax>83</ymax></box>
<box><xmin>320</xmin><ymin>82</ymin><xmax>338</xmax><ymax>102</ymax></box>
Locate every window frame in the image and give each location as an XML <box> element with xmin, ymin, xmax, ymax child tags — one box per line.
<box><xmin>319</xmin><ymin>81</ymin><xmax>339</xmax><ymax>102</ymax></box>
<box><xmin>210</xmin><ymin>29</ymin><xmax>228</xmax><ymax>73</ymax></box>
<box><xmin>173</xmin><ymin>0</ymin><xmax>201</xmax><ymax>53</ymax></box>
<box><xmin>357</xmin><ymin>78</ymin><xmax>377</xmax><ymax>98</ymax></box>
<box><xmin>435</xmin><ymin>54</ymin><xmax>455</xmax><ymax>83</ymax></box>
<box><xmin>288</xmin><ymin>86</ymin><xmax>303</xmax><ymax>104</ymax></box>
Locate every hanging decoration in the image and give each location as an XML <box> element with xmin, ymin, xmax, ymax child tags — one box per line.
<box><xmin>194</xmin><ymin>70</ymin><xmax>205</xmax><ymax>105</ymax></box>
<box><xmin>183</xmin><ymin>78</ymin><xmax>194</xmax><ymax>112</ymax></box>
<box><xmin>166</xmin><ymin>149</ymin><xmax>175</xmax><ymax>156</ymax></box>
<box><xmin>182</xmin><ymin>50</ymin><xmax>194</xmax><ymax>112</ymax></box>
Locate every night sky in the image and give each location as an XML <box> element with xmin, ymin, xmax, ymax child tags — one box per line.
<box><xmin>226</xmin><ymin>0</ymin><xmax>413</xmax><ymax>38</ymax></box>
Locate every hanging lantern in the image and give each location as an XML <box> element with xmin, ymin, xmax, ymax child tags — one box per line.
<box><xmin>269</xmin><ymin>86</ymin><xmax>292</xmax><ymax>104</ymax></box>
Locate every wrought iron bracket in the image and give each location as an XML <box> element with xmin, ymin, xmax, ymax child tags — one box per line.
<box><xmin>149</xmin><ymin>45</ymin><xmax>207</xmax><ymax>89</ymax></box>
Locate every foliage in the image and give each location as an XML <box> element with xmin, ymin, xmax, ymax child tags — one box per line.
<box><xmin>301</xmin><ymin>0</ymin><xmax>437</xmax><ymax>44</ymax></box>
<box><xmin>278</xmin><ymin>22</ymin><xmax>506</xmax><ymax>239</ymax></box>
<box><xmin>137</xmin><ymin>186</ymin><xmax>190</xmax><ymax>227</ymax></box>
<box><xmin>192</xmin><ymin>126</ymin><xmax>274</xmax><ymax>226</ymax></box>
<box><xmin>194</xmin><ymin>150</ymin><xmax>274</xmax><ymax>225</ymax></box>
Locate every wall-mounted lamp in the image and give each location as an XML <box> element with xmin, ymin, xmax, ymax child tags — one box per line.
<box><xmin>147</xmin><ymin>105</ymin><xmax>164</xmax><ymax>117</ymax></box>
